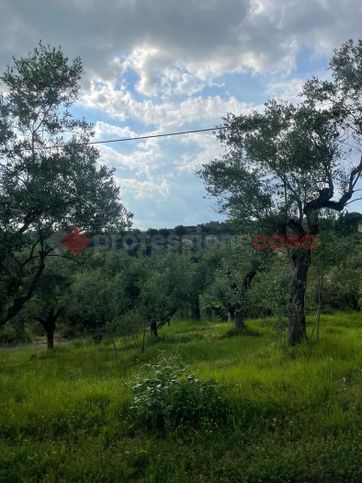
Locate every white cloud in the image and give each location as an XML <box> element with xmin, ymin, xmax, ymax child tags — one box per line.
<box><xmin>176</xmin><ymin>133</ymin><xmax>224</xmax><ymax>173</ymax></box>
<box><xmin>264</xmin><ymin>78</ymin><xmax>306</xmax><ymax>103</ymax></box>
<box><xmin>93</xmin><ymin>121</ymin><xmax>138</xmax><ymax>141</ymax></box>
<box><xmin>82</xmin><ymin>79</ymin><xmax>251</xmax><ymax>128</ymax></box>
<box><xmin>159</xmin><ymin>67</ymin><xmax>205</xmax><ymax>98</ymax></box>
<box><xmin>97</xmin><ymin>139</ymin><xmax>163</xmax><ymax>177</ymax></box>
<box><xmin>116</xmin><ymin>177</ymin><xmax>171</xmax><ymax>200</ymax></box>
<box><xmin>121</xmin><ymin>47</ymin><xmax>171</xmax><ymax>97</ymax></box>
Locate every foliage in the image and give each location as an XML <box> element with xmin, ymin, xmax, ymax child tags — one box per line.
<box><xmin>128</xmin><ymin>352</ymin><xmax>232</xmax><ymax>431</ymax></box>
<box><xmin>199</xmin><ymin>40</ymin><xmax>362</xmax><ymax>345</ymax></box>
<box><xmin>248</xmin><ymin>252</ymin><xmax>291</xmax><ymax>318</ymax></box>
<box><xmin>0</xmin><ymin>319</ymin><xmax>32</xmax><ymax>345</ymax></box>
<box><xmin>0</xmin><ymin>42</ymin><xmax>131</xmax><ymax>327</ymax></box>
<box><xmin>203</xmin><ymin>237</ymin><xmax>271</xmax><ymax>325</ymax></box>
<box><xmin>136</xmin><ymin>251</ymin><xmax>197</xmax><ymax>328</ymax></box>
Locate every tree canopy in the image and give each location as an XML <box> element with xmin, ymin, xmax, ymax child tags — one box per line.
<box><xmin>0</xmin><ymin>43</ymin><xmax>131</xmax><ymax>326</ymax></box>
<box><xmin>200</xmin><ymin>40</ymin><xmax>362</xmax><ymax>345</ymax></box>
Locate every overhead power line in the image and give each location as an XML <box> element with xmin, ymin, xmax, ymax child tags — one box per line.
<box><xmin>0</xmin><ymin>125</ymin><xmax>227</xmax><ymax>191</ymax></box>
<box><xmin>0</xmin><ymin>126</ymin><xmax>228</xmax><ymax>156</ymax></box>
<box><xmin>0</xmin><ymin>126</ymin><xmax>228</xmax><ymax>157</ymax></box>
<box><xmin>88</xmin><ymin>126</ymin><xmax>227</xmax><ymax>146</ymax></box>
<box><xmin>29</xmin><ymin>126</ymin><xmax>227</xmax><ymax>151</ymax></box>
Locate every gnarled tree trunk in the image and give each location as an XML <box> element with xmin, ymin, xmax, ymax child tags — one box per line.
<box><xmin>288</xmin><ymin>249</ymin><xmax>311</xmax><ymax>346</ymax></box>
<box><xmin>233</xmin><ymin>268</ymin><xmax>257</xmax><ymax>330</ymax></box>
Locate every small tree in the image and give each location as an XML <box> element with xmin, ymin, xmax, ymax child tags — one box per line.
<box><xmin>203</xmin><ymin>238</ymin><xmax>268</xmax><ymax>329</ymax></box>
<box><xmin>26</xmin><ymin>258</ymin><xmax>72</xmax><ymax>349</ymax></box>
<box><xmin>138</xmin><ymin>252</ymin><xmax>193</xmax><ymax>336</ymax></box>
<box><xmin>65</xmin><ymin>251</ymin><xmax>148</xmax><ymax>341</ymax></box>
<box><xmin>307</xmin><ymin>216</ymin><xmax>362</xmax><ymax>321</ymax></box>
<box><xmin>200</xmin><ymin>40</ymin><xmax>362</xmax><ymax>346</ymax></box>
<box><xmin>65</xmin><ymin>269</ymin><xmax>120</xmax><ymax>341</ymax></box>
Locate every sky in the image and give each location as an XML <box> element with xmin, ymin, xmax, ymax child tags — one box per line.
<box><xmin>1</xmin><ymin>0</ymin><xmax>362</xmax><ymax>229</ymax></box>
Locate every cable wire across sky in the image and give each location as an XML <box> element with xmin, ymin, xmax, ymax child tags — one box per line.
<box><xmin>90</xmin><ymin>126</ymin><xmax>226</xmax><ymax>146</ymax></box>
<box><xmin>35</xmin><ymin>126</ymin><xmax>228</xmax><ymax>151</ymax></box>
<box><xmin>0</xmin><ymin>126</ymin><xmax>228</xmax><ymax>160</ymax></box>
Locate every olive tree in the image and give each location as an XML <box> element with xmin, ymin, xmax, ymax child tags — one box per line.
<box><xmin>200</xmin><ymin>40</ymin><xmax>362</xmax><ymax>346</ymax></box>
<box><xmin>0</xmin><ymin>43</ymin><xmax>131</xmax><ymax>326</ymax></box>
<box><xmin>203</xmin><ymin>237</ymin><xmax>268</xmax><ymax>329</ymax></box>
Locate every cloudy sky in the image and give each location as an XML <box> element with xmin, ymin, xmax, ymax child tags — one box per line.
<box><xmin>1</xmin><ymin>0</ymin><xmax>362</xmax><ymax>229</ymax></box>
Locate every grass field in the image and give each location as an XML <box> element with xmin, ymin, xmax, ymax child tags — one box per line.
<box><xmin>0</xmin><ymin>313</ymin><xmax>361</xmax><ymax>482</ymax></box>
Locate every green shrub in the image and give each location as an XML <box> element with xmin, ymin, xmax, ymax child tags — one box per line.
<box><xmin>0</xmin><ymin>324</ymin><xmax>32</xmax><ymax>346</ymax></box>
<box><xmin>128</xmin><ymin>352</ymin><xmax>232</xmax><ymax>432</ymax></box>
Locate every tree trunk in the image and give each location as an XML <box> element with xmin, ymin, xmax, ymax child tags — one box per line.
<box><xmin>42</xmin><ymin>307</ymin><xmax>58</xmax><ymax>350</ymax></box>
<box><xmin>150</xmin><ymin>321</ymin><xmax>158</xmax><ymax>337</ymax></box>
<box><xmin>229</xmin><ymin>267</ymin><xmax>257</xmax><ymax>330</ymax></box>
<box><xmin>46</xmin><ymin>325</ymin><xmax>55</xmax><ymax>349</ymax></box>
<box><xmin>288</xmin><ymin>249</ymin><xmax>311</xmax><ymax>346</ymax></box>
<box><xmin>234</xmin><ymin>305</ymin><xmax>245</xmax><ymax>330</ymax></box>
<box><xmin>228</xmin><ymin>306</ymin><xmax>235</xmax><ymax>322</ymax></box>
<box><xmin>190</xmin><ymin>295</ymin><xmax>201</xmax><ymax>320</ymax></box>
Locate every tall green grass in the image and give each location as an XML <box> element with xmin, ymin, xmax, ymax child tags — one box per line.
<box><xmin>0</xmin><ymin>313</ymin><xmax>361</xmax><ymax>482</ymax></box>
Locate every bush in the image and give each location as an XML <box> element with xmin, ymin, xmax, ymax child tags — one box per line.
<box><xmin>128</xmin><ymin>353</ymin><xmax>233</xmax><ymax>432</ymax></box>
<box><xmin>0</xmin><ymin>324</ymin><xmax>32</xmax><ymax>346</ymax></box>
